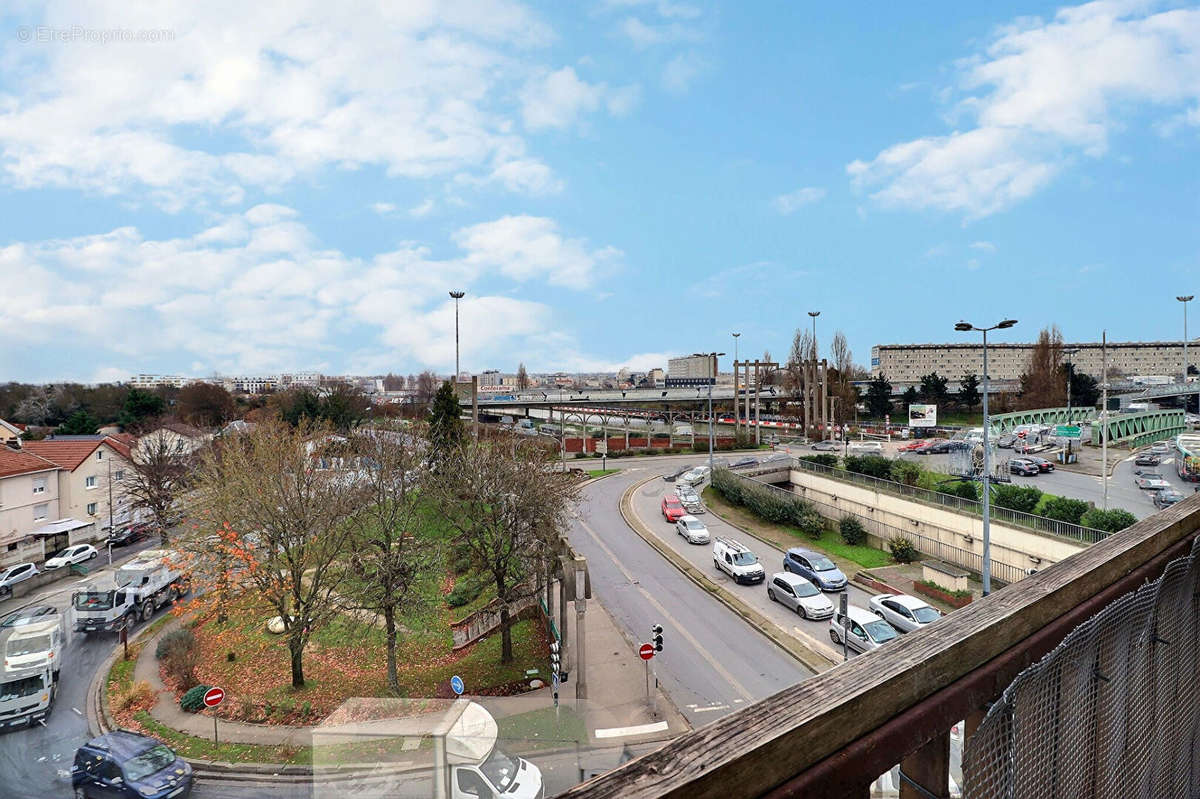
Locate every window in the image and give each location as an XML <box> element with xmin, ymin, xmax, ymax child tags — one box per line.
<box><xmin>87</xmin><ymin>502</ymin><xmax>98</xmax><ymax>515</ymax></box>
<box><xmin>32</xmin><ymin>477</ymin><xmax>46</xmax><ymax>495</ymax></box>
<box><xmin>33</xmin><ymin>503</ymin><xmax>48</xmax><ymax>521</ymax></box>
<box><xmin>114</xmin><ymin>470</ymin><xmax>125</xmax><ymax>482</ymax></box>
<box><xmin>96</xmin><ymin>450</ymin><xmax>103</xmax><ymax>460</ymax></box>
<box><xmin>85</xmin><ymin>476</ymin><xmax>97</xmax><ymax>489</ymax></box>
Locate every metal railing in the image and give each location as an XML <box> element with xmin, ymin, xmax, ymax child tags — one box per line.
<box><xmin>790</xmin><ymin>456</ymin><xmax>1109</xmax><ymax>545</ymax></box>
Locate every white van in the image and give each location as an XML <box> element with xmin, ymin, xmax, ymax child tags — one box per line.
<box><xmin>847</xmin><ymin>441</ymin><xmax>883</xmax><ymax>455</ymax></box>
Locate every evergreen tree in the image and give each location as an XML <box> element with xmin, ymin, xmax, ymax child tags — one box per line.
<box><xmin>901</xmin><ymin>386</ymin><xmax>918</xmax><ymax>409</ymax></box>
<box><xmin>58</xmin><ymin>409</ymin><xmax>99</xmax><ymax>435</ymax></box>
<box><xmin>958</xmin><ymin>374</ymin><xmax>981</xmax><ymax>411</ymax></box>
<box><xmin>117</xmin><ymin>388</ymin><xmax>166</xmax><ymax>428</ymax></box>
<box><xmin>428</xmin><ymin>381</ymin><xmax>465</xmax><ymax>456</ymax></box>
<box><xmin>864</xmin><ymin>374</ymin><xmax>893</xmax><ymax>419</ymax></box>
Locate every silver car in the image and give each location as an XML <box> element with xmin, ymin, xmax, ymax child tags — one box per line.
<box><xmin>830</xmin><ymin>606</ymin><xmax>899</xmax><ymax>653</ymax></box>
<box><xmin>767</xmin><ymin>572</ymin><xmax>834</xmax><ymax>620</ymax></box>
<box><xmin>675</xmin><ymin>515</ymin><xmax>710</xmax><ymax>544</ymax></box>
<box><xmin>868</xmin><ymin>593</ymin><xmax>942</xmax><ymax>633</ymax></box>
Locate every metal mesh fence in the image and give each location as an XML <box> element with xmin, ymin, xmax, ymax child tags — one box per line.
<box><xmin>964</xmin><ymin>535</ymin><xmax>1200</xmax><ymax>799</ymax></box>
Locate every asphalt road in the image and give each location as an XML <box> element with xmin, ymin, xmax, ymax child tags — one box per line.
<box><xmin>630</xmin><ymin>476</ymin><xmax>872</xmax><ymax>660</ymax></box>
<box><xmin>568</xmin><ymin>457</ymin><xmax>814</xmax><ymax>725</ymax></box>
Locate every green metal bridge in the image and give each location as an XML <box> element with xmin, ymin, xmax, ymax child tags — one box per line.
<box><xmin>988</xmin><ymin>406</ymin><xmax>1097</xmax><ymax>434</ymax></box>
<box><xmin>1090</xmin><ymin>408</ymin><xmax>1187</xmax><ymax>449</ymax></box>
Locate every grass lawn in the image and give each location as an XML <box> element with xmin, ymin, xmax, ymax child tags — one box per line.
<box><xmin>702</xmin><ymin>486</ymin><xmax>891</xmax><ymax>575</ymax></box>
<box><xmin>497</xmin><ymin>705</ymin><xmax>587</xmax><ymax>750</ymax></box>
<box><xmin>585</xmin><ymin>468</ymin><xmax>620</xmax><ymax>478</ymax></box>
<box><xmin>135</xmin><ymin>711</ymin><xmax>313</xmax><ymax>765</ymax></box>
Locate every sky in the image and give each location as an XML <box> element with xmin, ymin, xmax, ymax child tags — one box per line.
<box><xmin>0</xmin><ymin>0</ymin><xmax>1198</xmax><ymax>383</ymax></box>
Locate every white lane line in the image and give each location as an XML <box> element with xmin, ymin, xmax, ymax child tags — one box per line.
<box><xmin>72</xmin><ymin>707</ymin><xmax>82</xmax><ymax>716</ymax></box>
<box><xmin>577</xmin><ymin>518</ymin><xmax>755</xmax><ymax>702</ymax></box>
<box><xmin>691</xmin><ymin>704</ymin><xmax>730</xmax><ymax>713</ymax></box>
<box><xmin>594</xmin><ymin>721</ymin><xmax>670</xmax><ymax>739</ymax></box>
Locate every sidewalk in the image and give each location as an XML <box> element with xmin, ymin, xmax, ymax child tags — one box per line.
<box><xmin>123</xmin><ymin>597</ymin><xmax>687</xmax><ymax>750</ymax></box>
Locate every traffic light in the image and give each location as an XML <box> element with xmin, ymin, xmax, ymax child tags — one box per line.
<box><xmin>651</xmin><ymin>624</ymin><xmax>664</xmax><ymax>652</ymax></box>
<box><xmin>550</xmin><ymin>641</ymin><xmax>561</xmax><ymax>678</ymax></box>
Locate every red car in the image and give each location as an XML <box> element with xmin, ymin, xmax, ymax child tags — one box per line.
<box><xmin>661</xmin><ymin>494</ymin><xmax>686</xmax><ymax>522</ymax></box>
<box><xmin>910</xmin><ymin>439</ymin><xmax>942</xmax><ymax>454</ymax></box>
<box><xmin>897</xmin><ymin>440</ymin><xmax>924</xmax><ymax>452</ymax></box>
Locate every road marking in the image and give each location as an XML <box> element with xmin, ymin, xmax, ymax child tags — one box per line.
<box><xmin>594</xmin><ymin>721</ymin><xmax>670</xmax><ymax>739</ymax></box>
<box><xmin>691</xmin><ymin>704</ymin><xmax>730</xmax><ymax>713</ymax></box>
<box><xmin>577</xmin><ymin>518</ymin><xmax>755</xmax><ymax>701</ymax></box>
<box><xmin>72</xmin><ymin>707</ymin><xmax>82</xmax><ymax>716</ymax></box>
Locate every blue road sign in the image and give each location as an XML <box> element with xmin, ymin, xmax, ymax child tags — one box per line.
<box><xmin>450</xmin><ymin>675</ymin><xmax>465</xmax><ymax>696</ymax></box>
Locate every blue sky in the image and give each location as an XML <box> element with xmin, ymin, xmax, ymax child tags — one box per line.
<box><xmin>0</xmin><ymin>0</ymin><xmax>1198</xmax><ymax>382</ymax></box>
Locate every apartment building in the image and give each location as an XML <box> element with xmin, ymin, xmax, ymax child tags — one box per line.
<box><xmin>129</xmin><ymin>373</ymin><xmax>189</xmax><ymax>389</ymax></box>
<box><xmin>871</xmin><ymin>340</ymin><xmax>1193</xmax><ymax>383</ymax></box>
<box><xmin>0</xmin><ymin>447</ymin><xmax>61</xmax><ymax>568</ymax></box>
<box><xmin>667</xmin><ymin>354</ymin><xmax>718</xmax><ymax>387</ymax></box>
<box><xmin>22</xmin><ymin>437</ymin><xmax>133</xmax><ymax>535</ymax></box>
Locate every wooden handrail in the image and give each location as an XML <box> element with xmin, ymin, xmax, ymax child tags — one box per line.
<box><xmin>562</xmin><ymin>497</ymin><xmax>1200</xmax><ymax>798</ymax></box>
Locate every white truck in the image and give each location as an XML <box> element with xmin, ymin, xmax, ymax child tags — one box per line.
<box><xmin>72</xmin><ymin>549</ymin><xmax>188</xmax><ymax>634</ymax></box>
<box><xmin>0</xmin><ymin>616</ymin><xmax>63</xmax><ymax>730</ymax></box>
<box><xmin>313</xmin><ymin>698</ymin><xmax>545</xmax><ymax>799</ymax></box>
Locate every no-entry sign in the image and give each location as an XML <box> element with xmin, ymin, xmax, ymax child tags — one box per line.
<box><xmin>639</xmin><ymin>643</ymin><xmax>655</xmax><ymax>660</ymax></box>
<box><xmin>202</xmin><ymin>687</ymin><xmax>225</xmax><ymax>708</ymax></box>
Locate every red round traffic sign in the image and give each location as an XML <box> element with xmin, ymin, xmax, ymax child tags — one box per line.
<box><xmin>639</xmin><ymin>643</ymin><xmax>655</xmax><ymax>660</ymax></box>
<box><xmin>202</xmin><ymin>687</ymin><xmax>225</xmax><ymax>708</ymax></box>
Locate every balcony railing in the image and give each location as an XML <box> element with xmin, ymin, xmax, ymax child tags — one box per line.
<box><xmin>562</xmin><ymin>496</ymin><xmax>1200</xmax><ymax>798</ymax></box>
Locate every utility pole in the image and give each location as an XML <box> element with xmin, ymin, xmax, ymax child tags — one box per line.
<box><xmin>1102</xmin><ymin>330</ymin><xmax>1109</xmax><ymax>510</ymax></box>
<box><xmin>1180</xmin><ymin>296</ymin><xmax>1194</xmax><ymax>384</ymax></box>
<box><xmin>449</xmin><ymin>290</ymin><xmax>465</xmax><ymax>381</ymax></box>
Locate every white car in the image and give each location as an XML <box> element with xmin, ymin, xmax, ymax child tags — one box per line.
<box><xmin>677</xmin><ymin>466</ymin><xmax>711</xmax><ymax>486</ymax></box>
<box><xmin>675</xmin><ymin>515</ymin><xmax>710</xmax><ymax>544</ymax></box>
<box><xmin>43</xmin><ymin>544</ymin><xmax>98</xmax><ymax>570</ymax></box>
<box><xmin>0</xmin><ymin>563</ymin><xmax>39</xmax><ymax>596</ymax></box>
<box><xmin>868</xmin><ymin>593</ymin><xmax>942</xmax><ymax>633</ymax></box>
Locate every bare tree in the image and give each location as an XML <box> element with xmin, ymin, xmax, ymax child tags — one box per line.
<box><xmin>516</xmin><ymin>363</ymin><xmax>530</xmax><ymax>390</ymax></box>
<box><xmin>431</xmin><ymin>434</ymin><xmax>580</xmax><ymax>663</ymax></box>
<box><xmin>1018</xmin><ymin>326</ymin><xmax>1066</xmax><ymax>409</ymax></box>
<box><xmin>119</xmin><ymin>423</ymin><xmax>196</xmax><ymax>545</ymax></box>
<box><xmin>186</xmin><ymin>421</ymin><xmax>357</xmax><ymax>688</ymax></box>
<box><xmin>415</xmin><ymin>371</ymin><xmax>439</xmax><ymax>407</ymax></box>
<box><xmin>831</xmin><ymin>331</ymin><xmax>853</xmax><ymax>377</ymax></box>
<box><xmin>177</xmin><ymin>382</ymin><xmax>236</xmax><ymax>428</ymax></box>
<box><xmin>340</xmin><ymin>425</ymin><xmax>438</xmax><ymax>694</ymax></box>
<box><xmin>382</xmin><ymin>373</ymin><xmax>405</xmax><ymax>391</ymax></box>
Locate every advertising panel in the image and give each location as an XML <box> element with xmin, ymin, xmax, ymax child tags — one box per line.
<box><xmin>908</xmin><ymin>403</ymin><xmax>937</xmax><ymax>428</ymax></box>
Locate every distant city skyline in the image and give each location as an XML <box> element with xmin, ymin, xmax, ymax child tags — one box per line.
<box><xmin>1</xmin><ymin>3</ymin><xmax>1198</xmax><ymax>382</ymax></box>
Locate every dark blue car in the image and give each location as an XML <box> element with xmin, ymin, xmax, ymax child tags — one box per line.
<box><xmin>73</xmin><ymin>731</ymin><xmax>192</xmax><ymax>799</ymax></box>
<box><xmin>783</xmin><ymin>547</ymin><xmax>847</xmax><ymax>592</ymax></box>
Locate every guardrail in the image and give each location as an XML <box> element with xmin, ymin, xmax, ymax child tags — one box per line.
<box><xmin>790</xmin><ymin>456</ymin><xmax>1109</xmax><ymax>545</ymax></box>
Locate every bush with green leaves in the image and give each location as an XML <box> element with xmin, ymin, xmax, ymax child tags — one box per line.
<box><xmin>155</xmin><ymin>628</ymin><xmax>195</xmax><ymax>660</ymax></box>
<box><xmin>797</xmin><ymin>512</ymin><xmax>825</xmax><ymax>540</ymax></box>
<box><xmin>800</xmin><ymin>454</ymin><xmax>839</xmax><ymax>468</ymax></box>
<box><xmin>952</xmin><ymin>481</ymin><xmax>980</xmax><ymax>501</ymax></box>
<box><xmin>839</xmin><ymin>516</ymin><xmax>867</xmax><ymax>546</ymax></box>
<box><xmin>1079</xmin><ymin>507</ymin><xmax>1138</xmax><ymax>533</ymax></box>
<box><xmin>843</xmin><ymin>455</ymin><xmax>893</xmax><ymax>480</ymax></box>
<box><xmin>991</xmin><ymin>484</ymin><xmax>1043</xmax><ymax>514</ymax></box>
<box><xmin>889</xmin><ymin>460</ymin><xmax>921</xmax><ymax>486</ymax></box>
<box><xmin>180</xmin><ymin>684</ymin><xmax>212</xmax><ymax>713</ymax></box>
<box><xmin>888</xmin><ymin>536</ymin><xmax>919</xmax><ymax>563</ymax></box>
<box><xmin>446</xmin><ymin>575</ymin><xmax>485</xmax><ymax>608</ymax></box>
<box><xmin>1041</xmin><ymin>496</ymin><xmax>1091</xmax><ymax>525</ymax></box>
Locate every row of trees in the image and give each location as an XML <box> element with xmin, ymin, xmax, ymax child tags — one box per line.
<box><xmin>180</xmin><ymin>389</ymin><xmax>579</xmax><ymax>691</ymax></box>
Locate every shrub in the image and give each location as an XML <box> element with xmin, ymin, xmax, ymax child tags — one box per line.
<box><xmin>180</xmin><ymin>684</ymin><xmax>212</xmax><ymax>713</ymax></box>
<box><xmin>155</xmin><ymin>628</ymin><xmax>195</xmax><ymax>660</ymax></box>
<box><xmin>888</xmin><ymin>536</ymin><xmax>919</xmax><ymax>564</ymax></box>
<box><xmin>450</xmin><ymin>546</ymin><xmax>472</xmax><ymax>576</ymax></box>
<box><xmin>711</xmin><ymin>467</ymin><xmax>818</xmax><ymax>530</ymax></box>
<box><xmin>839</xmin><ymin>517</ymin><xmax>867</xmax><ymax>546</ymax></box>
<box><xmin>797</xmin><ymin>512</ymin><xmax>825</xmax><ymax>540</ymax></box>
<box><xmin>446</xmin><ymin>575</ymin><xmax>485</xmax><ymax>608</ymax></box>
<box><xmin>844</xmin><ymin>455</ymin><xmax>893</xmax><ymax>479</ymax></box>
<box><xmin>1041</xmin><ymin>496</ymin><xmax>1091</xmax><ymax>525</ymax></box>
<box><xmin>800</xmin><ymin>454</ymin><xmax>839</xmax><ymax>468</ymax></box>
<box><xmin>991</xmin><ymin>484</ymin><xmax>1043</xmax><ymax>514</ymax></box>
<box><xmin>112</xmin><ymin>680</ymin><xmax>155</xmax><ymax>713</ymax></box>
<box><xmin>889</xmin><ymin>460</ymin><xmax>921</xmax><ymax>486</ymax></box>
<box><xmin>952</xmin><ymin>481</ymin><xmax>980</xmax><ymax>501</ymax></box>
<box><xmin>1080</xmin><ymin>508</ymin><xmax>1139</xmax><ymax>533</ymax></box>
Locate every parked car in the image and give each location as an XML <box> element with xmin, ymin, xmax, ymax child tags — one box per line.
<box><xmin>944</xmin><ymin>440</ymin><xmax>972</xmax><ymax>453</ymax></box>
<box><xmin>911</xmin><ymin>440</ymin><xmax>942</xmax><ymax>454</ymax></box>
<box><xmin>1150</xmin><ymin>440</ymin><xmax>1172</xmax><ymax>454</ymax></box>
<box><xmin>759</xmin><ymin>453</ymin><xmax>792</xmax><ymax>464</ymax></box>
<box><xmin>730</xmin><ymin>456</ymin><xmax>759</xmax><ymax>468</ymax></box>
<box><xmin>72</xmin><ymin>731</ymin><xmax>193</xmax><ymax>799</ymax></box>
<box><xmin>663</xmin><ymin>465</ymin><xmax>693</xmax><ymax>483</ymax></box>
<box><xmin>675</xmin><ymin>485</ymin><xmax>704</xmax><ymax>514</ymax></box>
<box><xmin>897</xmin><ymin>440</ymin><xmax>924</xmax><ymax>452</ymax></box>
<box><xmin>1154</xmin><ymin>489</ymin><xmax>1185</xmax><ymax>509</ymax></box>
<box><xmin>675</xmin><ymin>515</ymin><xmax>710</xmax><ymax>544</ymax></box>
<box><xmin>661</xmin><ymin>494</ymin><xmax>687</xmax><ymax>522</ymax></box>
<box><xmin>783</xmin><ymin>548</ymin><xmax>847</xmax><ymax>591</ymax></box>
<box><xmin>1134</xmin><ymin>453</ymin><xmax>1163</xmax><ymax>466</ymax></box>
<box><xmin>1008</xmin><ymin>458</ymin><xmax>1039</xmax><ymax>476</ymax></box>
<box><xmin>1025</xmin><ymin>456</ymin><xmax>1055</xmax><ymax>473</ymax></box>
<box><xmin>0</xmin><ymin>562</ymin><xmax>39</xmax><ymax>597</ymax></box>
<box><xmin>713</xmin><ymin>538</ymin><xmax>766</xmax><ymax>584</ymax></box>
<box><xmin>927</xmin><ymin>440</ymin><xmax>954</xmax><ymax>454</ymax></box>
<box><xmin>767</xmin><ymin>572</ymin><xmax>834</xmax><ymax>620</ymax></box>
<box><xmin>868</xmin><ymin>593</ymin><xmax>942</xmax><ymax>633</ymax></box>
<box><xmin>810</xmin><ymin>440</ymin><xmax>841</xmax><ymax>452</ymax></box>
<box><xmin>997</xmin><ymin>434</ymin><xmax>1017</xmax><ymax>449</ymax></box>
<box><xmin>44</xmin><ymin>544</ymin><xmax>98</xmax><ymax>570</ymax></box>
<box><xmin>829</xmin><ymin>606</ymin><xmax>899</xmax><ymax>654</ymax></box>
<box><xmin>1135</xmin><ymin>475</ymin><xmax>1172</xmax><ymax>491</ymax></box>
<box><xmin>106</xmin><ymin>525</ymin><xmax>142</xmax><ymax>547</ymax></box>
<box><xmin>1133</xmin><ymin>466</ymin><xmax>1164</xmax><ymax>478</ymax></box>
<box><xmin>677</xmin><ymin>466</ymin><xmax>711</xmax><ymax>486</ymax></box>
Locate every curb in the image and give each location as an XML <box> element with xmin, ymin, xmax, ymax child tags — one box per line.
<box><xmin>619</xmin><ymin>477</ymin><xmax>839</xmax><ymax>672</ymax></box>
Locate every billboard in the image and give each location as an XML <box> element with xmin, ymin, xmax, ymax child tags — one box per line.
<box><xmin>908</xmin><ymin>403</ymin><xmax>937</xmax><ymax>428</ymax></box>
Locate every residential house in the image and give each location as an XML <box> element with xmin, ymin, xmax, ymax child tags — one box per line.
<box><xmin>135</xmin><ymin>421</ymin><xmax>212</xmax><ymax>459</ymax></box>
<box><xmin>22</xmin><ymin>436</ymin><xmax>134</xmax><ymax>536</ymax></box>
<box><xmin>0</xmin><ymin>419</ymin><xmax>22</xmax><ymax>446</ymax></box>
<box><xmin>0</xmin><ymin>447</ymin><xmax>62</xmax><ymax>568</ymax></box>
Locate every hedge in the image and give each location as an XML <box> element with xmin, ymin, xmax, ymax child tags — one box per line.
<box><xmin>991</xmin><ymin>484</ymin><xmax>1043</xmax><ymax>514</ymax></box>
<box><xmin>1079</xmin><ymin>507</ymin><xmax>1138</xmax><ymax>533</ymax></box>
<box><xmin>711</xmin><ymin>467</ymin><xmax>822</xmax><ymax>531</ymax></box>
<box><xmin>1040</xmin><ymin>496</ymin><xmax>1091</xmax><ymax>525</ymax></box>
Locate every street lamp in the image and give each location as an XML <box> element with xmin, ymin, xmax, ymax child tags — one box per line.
<box><xmin>1063</xmin><ymin>348</ymin><xmax>1079</xmax><ymax>413</ymax></box>
<box><xmin>1179</xmin><ymin>296</ymin><xmax>1194</xmax><ymax>384</ymax></box>
<box><xmin>955</xmin><ymin>318</ymin><xmax>1018</xmax><ymax>597</ymax></box>
<box><xmin>702</xmin><ymin>352</ymin><xmax>726</xmax><ymax>473</ymax></box>
<box><xmin>808</xmin><ymin>312</ymin><xmax>820</xmax><ymax>439</ymax></box>
<box><xmin>449</xmin><ymin>290</ymin><xmax>466</xmax><ymax>381</ymax></box>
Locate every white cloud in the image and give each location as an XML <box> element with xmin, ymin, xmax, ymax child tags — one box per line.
<box><xmin>661</xmin><ymin>51</ymin><xmax>706</xmax><ymax>93</ymax></box>
<box><xmin>849</xmin><ymin>2</ymin><xmax>1200</xmax><ymax>217</ymax></box>
<box><xmin>371</xmin><ymin>202</ymin><xmax>398</xmax><ymax>216</ymax></box>
<box><xmin>772</xmin><ymin>187</ymin><xmax>826</xmax><ymax>215</ymax></box>
<box><xmin>0</xmin><ymin>208</ymin><xmax>625</xmax><ymax>379</ymax></box>
<box><xmin>520</xmin><ymin>67</ymin><xmax>639</xmax><ymax>131</ymax></box>
<box><xmin>970</xmin><ymin>240</ymin><xmax>996</xmax><ymax>252</ymax></box>
<box><xmin>0</xmin><ymin>1</ymin><xmax>587</xmax><ymax>208</ymax></box>
<box><xmin>409</xmin><ymin>198</ymin><xmax>436</xmax><ymax>218</ymax></box>
<box><xmin>619</xmin><ymin>17</ymin><xmax>701</xmax><ymax>49</ymax></box>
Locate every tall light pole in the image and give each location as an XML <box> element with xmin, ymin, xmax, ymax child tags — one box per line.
<box><xmin>955</xmin><ymin>318</ymin><xmax>1018</xmax><ymax>597</ymax></box>
<box><xmin>1102</xmin><ymin>331</ymin><xmax>1109</xmax><ymax>510</ymax></box>
<box><xmin>1063</xmin><ymin>347</ymin><xmax>1079</xmax><ymax>413</ymax></box>
<box><xmin>808</xmin><ymin>311</ymin><xmax>820</xmax><ymax>439</ymax></box>
<box><xmin>731</xmin><ymin>333</ymin><xmax>740</xmax><ymax>367</ymax></box>
<box><xmin>449</xmin><ymin>290</ymin><xmax>466</xmax><ymax>381</ymax></box>
<box><xmin>1179</xmin><ymin>296</ymin><xmax>1194</xmax><ymax>384</ymax></box>
<box><xmin>704</xmin><ymin>352</ymin><xmax>726</xmax><ymax>473</ymax></box>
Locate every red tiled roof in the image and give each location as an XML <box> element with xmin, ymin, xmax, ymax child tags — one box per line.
<box><xmin>104</xmin><ymin>436</ymin><xmax>132</xmax><ymax>460</ymax></box>
<box><xmin>0</xmin><ymin>448</ymin><xmax>59</xmax><ymax>479</ymax></box>
<box><xmin>20</xmin><ymin>439</ymin><xmax>129</xmax><ymax>471</ymax></box>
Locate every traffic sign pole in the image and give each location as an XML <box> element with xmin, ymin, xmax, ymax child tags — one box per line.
<box><xmin>202</xmin><ymin>687</ymin><xmax>225</xmax><ymax>744</ymax></box>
